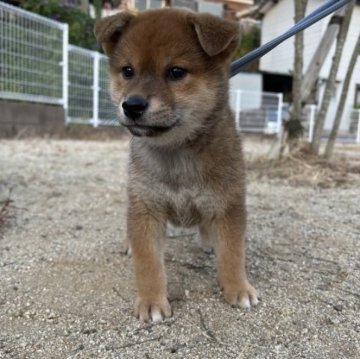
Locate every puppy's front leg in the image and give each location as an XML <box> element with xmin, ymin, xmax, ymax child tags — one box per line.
<box><xmin>215</xmin><ymin>204</ymin><xmax>258</xmax><ymax>308</ymax></box>
<box><xmin>127</xmin><ymin>198</ymin><xmax>171</xmax><ymax>322</ymax></box>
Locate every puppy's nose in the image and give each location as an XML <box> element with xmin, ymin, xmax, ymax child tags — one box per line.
<box><xmin>122</xmin><ymin>96</ymin><xmax>148</xmax><ymax>120</ymax></box>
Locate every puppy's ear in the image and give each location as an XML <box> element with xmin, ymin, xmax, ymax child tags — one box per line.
<box><xmin>94</xmin><ymin>12</ymin><xmax>135</xmax><ymax>55</ymax></box>
<box><xmin>189</xmin><ymin>13</ymin><xmax>240</xmax><ymax>58</ymax></box>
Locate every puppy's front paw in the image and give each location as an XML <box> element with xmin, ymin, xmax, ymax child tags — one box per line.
<box><xmin>223</xmin><ymin>281</ymin><xmax>258</xmax><ymax>309</ymax></box>
<box><xmin>135</xmin><ymin>296</ymin><xmax>172</xmax><ymax>322</ymax></box>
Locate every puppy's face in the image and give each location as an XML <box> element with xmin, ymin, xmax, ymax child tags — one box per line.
<box><xmin>95</xmin><ymin>9</ymin><xmax>239</xmax><ymax>146</ymax></box>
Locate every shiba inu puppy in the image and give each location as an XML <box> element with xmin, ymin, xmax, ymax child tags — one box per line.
<box><xmin>95</xmin><ymin>7</ymin><xmax>258</xmax><ymax>322</ymax></box>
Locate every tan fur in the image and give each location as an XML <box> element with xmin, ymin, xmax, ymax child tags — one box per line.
<box><xmin>95</xmin><ymin>8</ymin><xmax>258</xmax><ymax>322</ymax></box>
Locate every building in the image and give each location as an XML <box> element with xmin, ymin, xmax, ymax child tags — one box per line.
<box><xmin>210</xmin><ymin>0</ymin><xmax>254</xmax><ymax>19</ymax></box>
<box><xmin>257</xmin><ymin>0</ymin><xmax>360</xmax><ymax>132</ymax></box>
<box><xmin>97</xmin><ymin>0</ymin><xmax>254</xmax><ymax>18</ymax></box>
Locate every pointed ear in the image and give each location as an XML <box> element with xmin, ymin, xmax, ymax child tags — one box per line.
<box><xmin>189</xmin><ymin>13</ymin><xmax>240</xmax><ymax>58</ymax></box>
<box><xmin>94</xmin><ymin>12</ymin><xmax>135</xmax><ymax>55</ymax></box>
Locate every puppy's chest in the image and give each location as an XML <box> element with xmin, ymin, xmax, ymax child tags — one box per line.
<box><xmin>134</xmin><ymin>155</ymin><xmax>225</xmax><ymax>226</ymax></box>
<box><xmin>151</xmin><ymin>180</ymin><xmax>221</xmax><ymax>226</ymax></box>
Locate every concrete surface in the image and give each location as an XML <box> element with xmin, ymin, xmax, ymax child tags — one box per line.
<box><xmin>0</xmin><ymin>138</ymin><xmax>359</xmax><ymax>358</ymax></box>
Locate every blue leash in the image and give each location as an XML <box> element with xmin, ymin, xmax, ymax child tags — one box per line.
<box><xmin>230</xmin><ymin>0</ymin><xmax>353</xmax><ymax>77</ymax></box>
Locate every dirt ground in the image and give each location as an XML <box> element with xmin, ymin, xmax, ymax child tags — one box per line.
<box><xmin>0</xmin><ymin>137</ymin><xmax>359</xmax><ymax>359</ymax></box>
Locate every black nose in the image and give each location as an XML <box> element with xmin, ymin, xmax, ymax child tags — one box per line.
<box><xmin>122</xmin><ymin>96</ymin><xmax>148</xmax><ymax>120</ymax></box>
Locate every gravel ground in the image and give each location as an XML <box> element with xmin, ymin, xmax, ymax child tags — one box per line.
<box><xmin>0</xmin><ymin>138</ymin><xmax>359</xmax><ymax>359</ymax></box>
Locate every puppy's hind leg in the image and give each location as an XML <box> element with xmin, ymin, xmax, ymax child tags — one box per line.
<box><xmin>199</xmin><ymin>225</ymin><xmax>215</xmax><ymax>254</ymax></box>
<box><xmin>127</xmin><ymin>197</ymin><xmax>172</xmax><ymax>322</ymax></box>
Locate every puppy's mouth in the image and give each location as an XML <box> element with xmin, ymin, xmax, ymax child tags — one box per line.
<box><xmin>124</xmin><ymin>123</ymin><xmax>177</xmax><ymax>137</ymax></box>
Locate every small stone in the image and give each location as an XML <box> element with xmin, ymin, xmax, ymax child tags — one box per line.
<box><xmin>75</xmin><ymin>344</ymin><xmax>84</xmax><ymax>352</ymax></box>
<box><xmin>333</xmin><ymin>304</ymin><xmax>343</xmax><ymax>312</ymax></box>
<box><xmin>47</xmin><ymin>312</ymin><xmax>57</xmax><ymax>319</ymax></box>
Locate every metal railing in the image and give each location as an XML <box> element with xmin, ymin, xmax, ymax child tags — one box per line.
<box><xmin>67</xmin><ymin>45</ymin><xmax>95</xmax><ymax>125</ymax></box>
<box><xmin>0</xmin><ymin>2</ymin><xmax>118</xmax><ymax>127</ymax></box>
<box><xmin>0</xmin><ymin>2</ymin><xmax>67</xmax><ymax>105</ymax></box>
<box><xmin>230</xmin><ymin>90</ymin><xmax>283</xmax><ymax>135</ymax></box>
<box><xmin>349</xmin><ymin>109</ymin><xmax>360</xmax><ymax>144</ymax></box>
<box><xmin>0</xmin><ymin>2</ymin><xmax>359</xmax><ymax>142</ymax></box>
<box><xmin>97</xmin><ymin>56</ymin><xmax>118</xmax><ymax>126</ymax></box>
<box><xmin>66</xmin><ymin>45</ymin><xmax>117</xmax><ymax>127</ymax></box>
<box><xmin>301</xmin><ymin>105</ymin><xmax>360</xmax><ymax>143</ymax></box>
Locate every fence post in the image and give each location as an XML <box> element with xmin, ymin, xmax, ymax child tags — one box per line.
<box><xmin>357</xmin><ymin>109</ymin><xmax>360</xmax><ymax>144</ymax></box>
<box><xmin>308</xmin><ymin>104</ymin><xmax>316</xmax><ymax>142</ymax></box>
<box><xmin>235</xmin><ymin>90</ymin><xmax>242</xmax><ymax>131</ymax></box>
<box><xmin>93</xmin><ymin>52</ymin><xmax>100</xmax><ymax>128</ymax></box>
<box><xmin>276</xmin><ymin>93</ymin><xmax>283</xmax><ymax>136</ymax></box>
<box><xmin>62</xmin><ymin>24</ymin><xmax>69</xmax><ymax>124</ymax></box>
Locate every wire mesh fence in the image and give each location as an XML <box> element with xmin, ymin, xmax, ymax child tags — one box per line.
<box><xmin>230</xmin><ymin>90</ymin><xmax>283</xmax><ymax>134</ymax></box>
<box><xmin>0</xmin><ymin>2</ymin><xmax>118</xmax><ymax>128</ymax></box>
<box><xmin>350</xmin><ymin>109</ymin><xmax>360</xmax><ymax>143</ymax></box>
<box><xmin>67</xmin><ymin>45</ymin><xmax>94</xmax><ymax>125</ymax></box>
<box><xmin>98</xmin><ymin>56</ymin><xmax>119</xmax><ymax>126</ymax></box>
<box><xmin>67</xmin><ymin>45</ymin><xmax>118</xmax><ymax>127</ymax></box>
<box><xmin>1</xmin><ymin>2</ymin><xmax>359</xmax><ymax>141</ymax></box>
<box><xmin>288</xmin><ymin>105</ymin><xmax>360</xmax><ymax>143</ymax></box>
<box><xmin>0</xmin><ymin>2</ymin><xmax>66</xmax><ymax>105</ymax></box>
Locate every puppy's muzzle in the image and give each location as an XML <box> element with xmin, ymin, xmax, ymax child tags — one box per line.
<box><xmin>121</xmin><ymin>95</ymin><xmax>178</xmax><ymax>137</ymax></box>
<box><xmin>122</xmin><ymin>95</ymin><xmax>149</xmax><ymax>120</ymax></box>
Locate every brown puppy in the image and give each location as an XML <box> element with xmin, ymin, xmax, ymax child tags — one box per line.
<box><xmin>95</xmin><ymin>8</ymin><xmax>258</xmax><ymax>322</ymax></box>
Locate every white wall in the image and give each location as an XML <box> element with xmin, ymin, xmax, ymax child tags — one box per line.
<box><xmin>197</xmin><ymin>1</ymin><xmax>223</xmax><ymax>16</ymax></box>
<box><xmin>259</xmin><ymin>0</ymin><xmax>360</xmax><ymax>131</ymax></box>
<box><xmin>230</xmin><ymin>72</ymin><xmax>262</xmax><ymax>92</ymax></box>
<box><xmin>321</xmin><ymin>5</ymin><xmax>360</xmax><ymax>130</ymax></box>
<box><xmin>260</xmin><ymin>0</ymin><xmax>326</xmax><ymax>75</ymax></box>
<box><xmin>229</xmin><ymin>72</ymin><xmax>262</xmax><ymax>110</ymax></box>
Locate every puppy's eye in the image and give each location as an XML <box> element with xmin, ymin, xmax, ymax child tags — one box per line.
<box><xmin>167</xmin><ymin>67</ymin><xmax>187</xmax><ymax>81</ymax></box>
<box><xmin>122</xmin><ymin>66</ymin><xmax>134</xmax><ymax>79</ymax></box>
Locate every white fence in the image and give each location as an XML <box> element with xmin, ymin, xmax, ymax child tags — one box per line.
<box><xmin>1</xmin><ymin>2</ymin><xmax>359</xmax><ymax>141</ymax></box>
<box><xmin>303</xmin><ymin>105</ymin><xmax>360</xmax><ymax>143</ymax></box>
<box><xmin>0</xmin><ymin>2</ymin><xmax>118</xmax><ymax>127</ymax></box>
<box><xmin>350</xmin><ymin>109</ymin><xmax>360</xmax><ymax>144</ymax></box>
<box><xmin>230</xmin><ymin>90</ymin><xmax>283</xmax><ymax>134</ymax></box>
<box><xmin>0</xmin><ymin>2</ymin><xmax>66</xmax><ymax>105</ymax></box>
<box><xmin>67</xmin><ymin>45</ymin><xmax>117</xmax><ymax>127</ymax></box>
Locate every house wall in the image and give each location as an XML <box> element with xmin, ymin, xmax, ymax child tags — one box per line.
<box><xmin>229</xmin><ymin>72</ymin><xmax>263</xmax><ymax>110</ymax></box>
<box><xmin>259</xmin><ymin>0</ymin><xmax>360</xmax><ymax>131</ymax></box>
<box><xmin>325</xmin><ymin>5</ymin><xmax>360</xmax><ymax>131</ymax></box>
<box><xmin>197</xmin><ymin>1</ymin><xmax>223</xmax><ymax>15</ymax></box>
<box><xmin>230</xmin><ymin>72</ymin><xmax>262</xmax><ymax>92</ymax></box>
<box><xmin>260</xmin><ymin>0</ymin><xmax>326</xmax><ymax>75</ymax></box>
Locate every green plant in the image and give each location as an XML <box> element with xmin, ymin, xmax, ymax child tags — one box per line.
<box><xmin>21</xmin><ymin>0</ymin><xmax>98</xmax><ymax>51</ymax></box>
<box><xmin>232</xmin><ymin>25</ymin><xmax>260</xmax><ymax>71</ymax></box>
